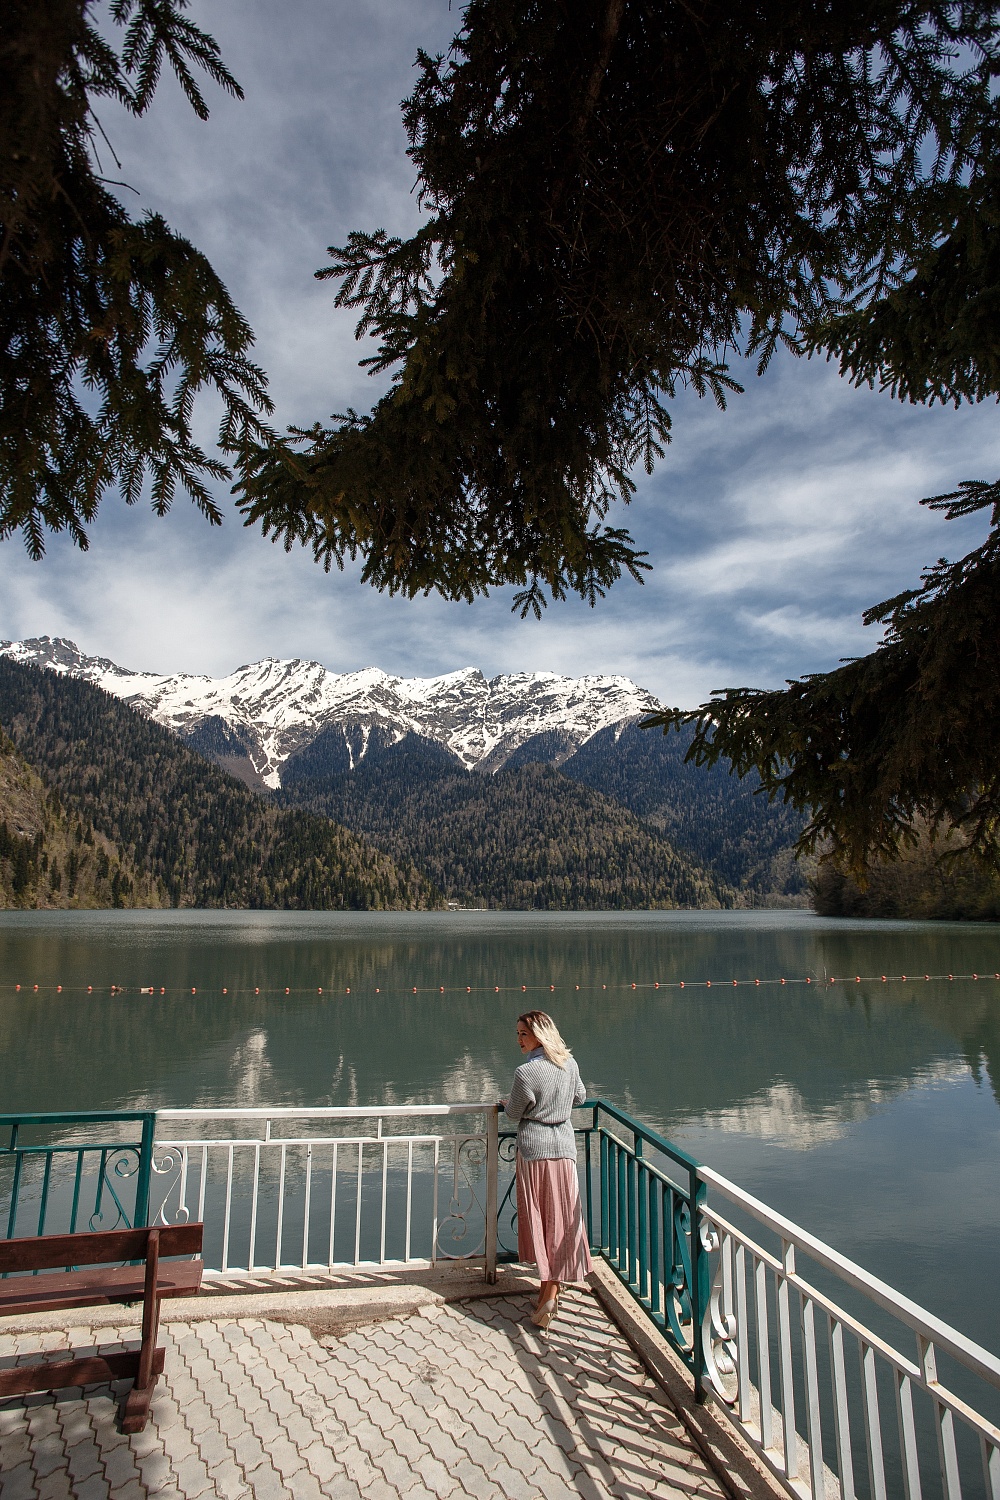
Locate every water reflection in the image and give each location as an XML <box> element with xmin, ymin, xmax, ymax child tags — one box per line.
<box><xmin>2</xmin><ymin>909</ymin><xmax>999</xmax><ymax>1119</ymax></box>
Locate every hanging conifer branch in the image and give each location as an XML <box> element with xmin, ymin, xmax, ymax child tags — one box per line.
<box><xmin>0</xmin><ymin>0</ymin><xmax>272</xmax><ymax>554</ymax></box>
<box><xmin>238</xmin><ymin>0</ymin><xmax>1000</xmax><ymax>612</ymax></box>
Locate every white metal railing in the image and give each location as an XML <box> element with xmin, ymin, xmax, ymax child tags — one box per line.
<box><xmin>698</xmin><ymin>1166</ymin><xmax>1000</xmax><ymax>1500</ymax></box>
<box><xmin>152</xmin><ymin>1105</ymin><xmax>499</xmax><ymax>1281</ymax></box>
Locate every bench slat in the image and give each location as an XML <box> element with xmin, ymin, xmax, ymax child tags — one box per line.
<box><xmin>0</xmin><ymin>1259</ymin><xmax>203</xmax><ymax>1315</ymax></box>
<box><xmin>0</xmin><ymin>1346</ymin><xmax>164</xmax><ymax>1399</ymax></box>
<box><xmin>0</xmin><ymin>1223</ymin><xmax>203</xmax><ymax>1274</ymax></box>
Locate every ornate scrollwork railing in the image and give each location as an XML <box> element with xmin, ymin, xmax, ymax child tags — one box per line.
<box><xmin>0</xmin><ymin>1111</ymin><xmax>156</xmax><ymax>1241</ymax></box>
<box><xmin>496</xmin><ymin>1133</ymin><xmax>519</xmax><ymax>1258</ymax></box>
<box><xmin>698</xmin><ymin>1213</ymin><xmax>738</xmax><ymax>1406</ymax></box>
<box><xmin>434</xmin><ymin>1134</ymin><xmax>489</xmax><ymax>1260</ymax></box>
<box><xmin>149</xmin><ymin>1146</ymin><xmax>191</xmax><ymax>1227</ymax></box>
<box><xmin>86</xmin><ymin>1145</ymin><xmax>143</xmax><ymax>1232</ymax></box>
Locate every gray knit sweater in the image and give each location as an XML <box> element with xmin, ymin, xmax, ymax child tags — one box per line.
<box><xmin>502</xmin><ymin>1047</ymin><xmax>587</xmax><ymax>1160</ymax></box>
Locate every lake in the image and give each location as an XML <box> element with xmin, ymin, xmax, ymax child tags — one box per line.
<box><xmin>1</xmin><ymin>907</ymin><xmax>999</xmax><ymax>1357</ymax></box>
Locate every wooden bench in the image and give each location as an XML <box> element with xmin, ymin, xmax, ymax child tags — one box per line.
<box><xmin>0</xmin><ymin>1223</ymin><xmax>203</xmax><ymax>1432</ymax></box>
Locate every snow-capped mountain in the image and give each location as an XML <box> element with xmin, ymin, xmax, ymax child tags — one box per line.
<box><xmin>0</xmin><ymin>637</ymin><xmax>660</xmax><ymax>789</ymax></box>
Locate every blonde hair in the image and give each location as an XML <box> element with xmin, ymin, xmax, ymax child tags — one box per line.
<box><xmin>518</xmin><ymin>1010</ymin><xmax>571</xmax><ymax>1068</ymax></box>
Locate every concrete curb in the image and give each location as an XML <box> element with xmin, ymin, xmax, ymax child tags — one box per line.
<box><xmin>0</xmin><ymin>1263</ymin><xmax>539</xmax><ymax>1340</ymax></box>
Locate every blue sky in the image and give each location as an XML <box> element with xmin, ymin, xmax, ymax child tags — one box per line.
<box><xmin>1</xmin><ymin>0</ymin><xmax>997</xmax><ymax>706</ymax></box>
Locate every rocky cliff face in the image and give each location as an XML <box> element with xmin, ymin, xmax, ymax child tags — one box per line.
<box><xmin>0</xmin><ymin>637</ymin><xmax>659</xmax><ymax>788</ymax></box>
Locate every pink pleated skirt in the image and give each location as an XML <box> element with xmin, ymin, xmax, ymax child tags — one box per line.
<box><xmin>515</xmin><ymin>1154</ymin><xmax>593</xmax><ymax>1283</ymax></box>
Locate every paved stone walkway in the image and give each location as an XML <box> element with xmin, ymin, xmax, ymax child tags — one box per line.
<box><xmin>0</xmin><ymin>1288</ymin><xmax>727</xmax><ymax>1500</ymax></box>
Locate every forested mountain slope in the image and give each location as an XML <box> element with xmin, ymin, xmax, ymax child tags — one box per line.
<box><xmin>280</xmin><ymin>731</ymin><xmax>728</xmax><ymax>909</ymax></box>
<box><xmin>559</xmin><ymin>722</ymin><xmax>811</xmax><ymax>900</ymax></box>
<box><xmin>0</xmin><ymin>731</ymin><xmax>160</xmax><ymax>908</ymax></box>
<box><xmin>0</xmin><ymin>660</ymin><xmax>436</xmax><ymax>910</ymax></box>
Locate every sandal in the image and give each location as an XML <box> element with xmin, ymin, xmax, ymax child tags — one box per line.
<box><xmin>530</xmin><ymin>1297</ymin><xmax>558</xmax><ymax>1329</ymax></box>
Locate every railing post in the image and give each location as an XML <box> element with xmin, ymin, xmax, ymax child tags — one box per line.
<box><xmin>134</xmin><ymin>1113</ymin><xmax>156</xmax><ymax>1229</ymax></box>
<box><xmin>691</xmin><ymin>1167</ymin><xmax>709</xmax><ymax>1403</ymax></box>
<box><xmin>584</xmin><ymin>1122</ymin><xmax>594</xmax><ymax>1249</ymax></box>
<box><xmin>485</xmin><ymin>1105</ymin><xmax>498</xmax><ymax>1284</ymax></box>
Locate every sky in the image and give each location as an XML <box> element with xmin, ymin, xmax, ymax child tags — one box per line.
<box><xmin>2</xmin><ymin>0</ymin><xmax>998</xmax><ymax>707</ymax></box>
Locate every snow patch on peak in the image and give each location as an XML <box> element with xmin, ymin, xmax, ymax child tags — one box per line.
<box><xmin>0</xmin><ymin>640</ymin><xmax>662</xmax><ymax>781</ymax></box>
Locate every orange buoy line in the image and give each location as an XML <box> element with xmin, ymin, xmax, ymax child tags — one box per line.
<box><xmin>4</xmin><ymin>972</ymin><xmax>1000</xmax><ymax>997</ymax></box>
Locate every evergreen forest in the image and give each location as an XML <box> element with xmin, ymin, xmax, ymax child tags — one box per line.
<box><xmin>280</xmin><ymin>733</ymin><xmax>728</xmax><ymax>909</ymax></box>
<box><xmin>0</xmin><ymin>660</ymin><xmax>436</xmax><ymax>910</ymax></box>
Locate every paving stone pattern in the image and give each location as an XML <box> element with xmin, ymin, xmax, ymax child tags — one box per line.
<box><xmin>0</xmin><ymin>1290</ymin><xmax>726</xmax><ymax>1500</ymax></box>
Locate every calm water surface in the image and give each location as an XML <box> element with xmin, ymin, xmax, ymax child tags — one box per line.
<box><xmin>1</xmin><ymin>908</ymin><xmax>999</xmax><ymax>1353</ymax></box>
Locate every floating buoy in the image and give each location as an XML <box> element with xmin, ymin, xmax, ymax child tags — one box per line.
<box><xmin>440</xmin><ymin>986</ymin><xmax>445</xmax><ymax>993</ymax></box>
<box><xmin>576</xmin><ymin>984</ymin><xmax>581</xmax><ymax>991</ymax></box>
<box><xmin>33</xmin><ymin>985</ymin><xmax>38</xmax><ymax>992</ymax></box>
<box><xmin>522</xmin><ymin>985</ymin><xmax>526</xmax><ymax>992</ymax></box>
<box><xmin>222</xmin><ymin>987</ymin><xmax>227</xmax><ymax>994</ymax></box>
<box><xmin>467</xmin><ymin>986</ymin><xmax>471</xmax><ymax>993</ymax></box>
<box><xmin>56</xmin><ymin>985</ymin><xmax>61</xmax><ymax>993</ymax></box>
<box><xmin>494</xmin><ymin>986</ymin><xmax>499</xmax><ymax>992</ymax></box>
<box><xmin>949</xmin><ymin>974</ymin><xmax>954</xmax><ymax>981</ymax></box>
<box><xmin>602</xmin><ymin>984</ymin><xmax>607</xmax><ymax>990</ymax></box>
<box><xmin>973</xmin><ymin>973</ymin><xmax>979</xmax><ymax>980</ymax></box>
<box><xmin>15</xmin><ymin>984</ymin><xmax>19</xmax><ymax>991</ymax></box>
<box><xmin>160</xmin><ymin>987</ymin><xmax>165</xmax><ymax>995</ymax></box>
<box><xmin>654</xmin><ymin>982</ymin><xmax>659</xmax><ymax>990</ymax></box>
<box><xmin>902</xmin><ymin>975</ymin><xmax>907</xmax><ymax>982</ymax></box>
<box><xmin>254</xmin><ymin>987</ymin><xmax>259</xmax><ymax>995</ymax></box>
<box><xmin>284</xmin><ymin>987</ymin><xmax>290</xmax><ymax>994</ymax></box>
<box><xmin>706</xmin><ymin>981</ymin><xmax>711</xmax><ymax>988</ymax></box>
<box><xmin>882</xmin><ymin>975</ymin><xmax>887</xmax><ymax>983</ymax></box>
<box><xmin>806</xmin><ymin>977</ymin><xmax>811</xmax><ymax>984</ymax></box>
<box><xmin>346</xmin><ymin>987</ymin><xmax>350</xmax><ymax>994</ymax></box>
<box><xmin>733</xmin><ymin>980</ymin><xmax>737</xmax><ymax>987</ymax></box>
<box><xmin>318</xmin><ymin>987</ymin><xmax>323</xmax><ymax>994</ymax></box>
<box><xmin>780</xmin><ymin>978</ymin><xmax>786</xmax><ymax>985</ymax></box>
<box><xmin>856</xmin><ymin>976</ymin><xmax>861</xmax><ymax>983</ymax></box>
<box><xmin>680</xmin><ymin>981</ymin><xmax>684</xmax><ymax>989</ymax></box>
<box><xmin>755</xmin><ymin>979</ymin><xmax>760</xmax><ymax>986</ymax></box>
<box><xmin>413</xmin><ymin>987</ymin><xmax>417</xmax><ymax>993</ymax></box>
<box><xmin>375</xmin><ymin>988</ymin><xmax>379</xmax><ymax>994</ymax></box>
<box><xmin>631</xmin><ymin>983</ymin><xmax>636</xmax><ymax>990</ymax></box>
<box><xmin>550</xmin><ymin>984</ymin><xmax>555</xmax><ymax>992</ymax></box>
<box><xmin>191</xmin><ymin>987</ymin><xmax>196</xmax><ymax>994</ymax></box>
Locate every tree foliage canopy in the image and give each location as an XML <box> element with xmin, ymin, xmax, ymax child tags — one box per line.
<box><xmin>238</xmin><ymin>0</ymin><xmax>1000</xmax><ymax>613</ymax></box>
<box><xmin>0</xmin><ymin>0</ymin><xmax>272</xmax><ymax>554</ymax></box>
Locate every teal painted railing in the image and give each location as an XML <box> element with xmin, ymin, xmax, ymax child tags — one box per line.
<box><xmin>0</xmin><ymin>1111</ymin><xmax>156</xmax><ymax>1243</ymax></box>
<box><xmin>584</xmin><ymin>1099</ymin><xmax>708</xmax><ymax>1397</ymax></box>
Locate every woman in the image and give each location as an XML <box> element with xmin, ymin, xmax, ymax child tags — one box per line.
<box><xmin>500</xmin><ymin>1010</ymin><xmax>592</xmax><ymax>1329</ymax></box>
